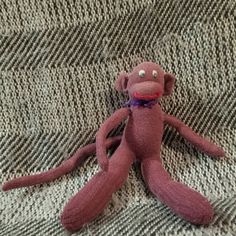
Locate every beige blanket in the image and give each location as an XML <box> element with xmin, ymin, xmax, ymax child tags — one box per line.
<box><xmin>0</xmin><ymin>1</ymin><xmax>235</xmax><ymax>235</ymax></box>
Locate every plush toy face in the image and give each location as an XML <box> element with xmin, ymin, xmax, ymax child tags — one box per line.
<box><xmin>115</xmin><ymin>62</ymin><xmax>176</xmax><ymax>100</ymax></box>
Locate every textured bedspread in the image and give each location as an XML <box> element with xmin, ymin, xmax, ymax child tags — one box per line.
<box><xmin>0</xmin><ymin>1</ymin><xmax>236</xmax><ymax>235</ymax></box>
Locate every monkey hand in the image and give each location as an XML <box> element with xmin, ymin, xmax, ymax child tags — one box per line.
<box><xmin>204</xmin><ymin>142</ymin><xmax>225</xmax><ymax>158</ymax></box>
<box><xmin>96</xmin><ymin>146</ymin><xmax>109</xmax><ymax>171</ymax></box>
<box><xmin>179</xmin><ymin>125</ymin><xmax>225</xmax><ymax>158</ymax></box>
<box><xmin>98</xmin><ymin>157</ymin><xmax>109</xmax><ymax>171</ymax></box>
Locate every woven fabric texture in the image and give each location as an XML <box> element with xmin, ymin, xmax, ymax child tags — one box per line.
<box><xmin>0</xmin><ymin>1</ymin><xmax>236</xmax><ymax>235</ymax></box>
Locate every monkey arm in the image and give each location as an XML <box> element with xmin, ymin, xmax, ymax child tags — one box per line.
<box><xmin>163</xmin><ymin>113</ymin><xmax>225</xmax><ymax>158</ymax></box>
<box><xmin>96</xmin><ymin>108</ymin><xmax>130</xmax><ymax>171</ymax></box>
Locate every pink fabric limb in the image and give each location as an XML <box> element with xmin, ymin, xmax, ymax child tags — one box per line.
<box><xmin>96</xmin><ymin>108</ymin><xmax>130</xmax><ymax>171</ymax></box>
<box><xmin>164</xmin><ymin>113</ymin><xmax>225</xmax><ymax>157</ymax></box>
<box><xmin>141</xmin><ymin>159</ymin><xmax>214</xmax><ymax>225</ymax></box>
<box><xmin>61</xmin><ymin>144</ymin><xmax>135</xmax><ymax>232</ymax></box>
<box><xmin>2</xmin><ymin>136</ymin><xmax>121</xmax><ymax>191</ymax></box>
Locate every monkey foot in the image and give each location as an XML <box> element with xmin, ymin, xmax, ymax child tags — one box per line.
<box><xmin>159</xmin><ymin>181</ymin><xmax>214</xmax><ymax>225</ymax></box>
<box><xmin>60</xmin><ymin>172</ymin><xmax>115</xmax><ymax>232</ymax></box>
<box><xmin>141</xmin><ymin>159</ymin><xmax>214</xmax><ymax>225</ymax></box>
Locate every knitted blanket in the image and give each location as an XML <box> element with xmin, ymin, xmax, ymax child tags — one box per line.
<box><xmin>0</xmin><ymin>1</ymin><xmax>236</xmax><ymax>235</ymax></box>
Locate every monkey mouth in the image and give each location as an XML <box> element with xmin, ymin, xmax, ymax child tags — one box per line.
<box><xmin>133</xmin><ymin>92</ymin><xmax>160</xmax><ymax>100</ymax></box>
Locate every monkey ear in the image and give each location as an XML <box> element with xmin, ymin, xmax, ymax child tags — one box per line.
<box><xmin>163</xmin><ymin>73</ymin><xmax>176</xmax><ymax>96</ymax></box>
<box><xmin>115</xmin><ymin>71</ymin><xmax>129</xmax><ymax>92</ymax></box>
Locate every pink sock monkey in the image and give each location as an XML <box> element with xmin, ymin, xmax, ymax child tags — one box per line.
<box><xmin>3</xmin><ymin>62</ymin><xmax>225</xmax><ymax>232</ymax></box>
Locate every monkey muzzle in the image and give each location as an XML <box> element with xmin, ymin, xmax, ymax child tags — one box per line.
<box><xmin>129</xmin><ymin>81</ymin><xmax>163</xmax><ymax>100</ymax></box>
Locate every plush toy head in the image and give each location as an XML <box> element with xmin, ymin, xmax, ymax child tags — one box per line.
<box><xmin>115</xmin><ymin>62</ymin><xmax>176</xmax><ymax>100</ymax></box>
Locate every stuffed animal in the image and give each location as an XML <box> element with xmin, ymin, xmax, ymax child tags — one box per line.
<box><xmin>2</xmin><ymin>62</ymin><xmax>225</xmax><ymax>232</ymax></box>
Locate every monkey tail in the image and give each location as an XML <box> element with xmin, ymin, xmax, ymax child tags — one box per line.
<box><xmin>2</xmin><ymin>136</ymin><xmax>122</xmax><ymax>191</ymax></box>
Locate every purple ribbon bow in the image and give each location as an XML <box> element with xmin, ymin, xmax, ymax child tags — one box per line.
<box><xmin>124</xmin><ymin>98</ymin><xmax>158</xmax><ymax>109</ymax></box>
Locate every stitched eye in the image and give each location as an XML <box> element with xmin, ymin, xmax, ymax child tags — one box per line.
<box><xmin>152</xmin><ymin>70</ymin><xmax>158</xmax><ymax>78</ymax></box>
<box><xmin>138</xmin><ymin>70</ymin><xmax>145</xmax><ymax>78</ymax></box>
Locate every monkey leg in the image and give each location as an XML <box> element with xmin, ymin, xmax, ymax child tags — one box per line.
<box><xmin>60</xmin><ymin>145</ymin><xmax>135</xmax><ymax>232</ymax></box>
<box><xmin>141</xmin><ymin>159</ymin><xmax>214</xmax><ymax>225</ymax></box>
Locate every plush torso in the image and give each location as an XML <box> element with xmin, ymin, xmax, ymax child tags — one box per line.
<box><xmin>123</xmin><ymin>104</ymin><xmax>164</xmax><ymax>160</ymax></box>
